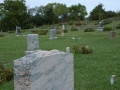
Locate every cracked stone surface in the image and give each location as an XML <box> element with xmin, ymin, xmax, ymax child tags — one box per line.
<box><xmin>14</xmin><ymin>49</ymin><xmax>74</xmax><ymax>90</ymax></box>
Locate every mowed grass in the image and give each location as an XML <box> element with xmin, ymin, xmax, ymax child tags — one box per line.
<box><xmin>0</xmin><ymin>21</ymin><xmax>120</xmax><ymax>90</ymax></box>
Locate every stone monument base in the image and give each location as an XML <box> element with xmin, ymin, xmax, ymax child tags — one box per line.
<box><xmin>25</xmin><ymin>50</ymin><xmax>41</xmax><ymax>55</ymax></box>
<box><xmin>97</xmin><ymin>27</ymin><xmax>104</xmax><ymax>31</ymax></box>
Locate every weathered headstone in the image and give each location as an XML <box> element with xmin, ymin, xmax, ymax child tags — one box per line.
<box><xmin>49</xmin><ymin>29</ymin><xmax>54</xmax><ymax>39</ymax></box>
<box><xmin>14</xmin><ymin>49</ymin><xmax>74</xmax><ymax>90</ymax></box>
<box><xmin>53</xmin><ymin>29</ymin><xmax>57</xmax><ymax>38</ymax></box>
<box><xmin>16</xmin><ymin>26</ymin><xmax>21</xmax><ymax>35</ymax></box>
<box><xmin>1</xmin><ymin>30</ymin><xmax>2</xmax><ymax>33</ymax></box>
<box><xmin>49</xmin><ymin>29</ymin><xmax>57</xmax><ymax>39</ymax></box>
<box><xmin>110</xmin><ymin>31</ymin><xmax>116</xmax><ymax>39</ymax></box>
<box><xmin>97</xmin><ymin>21</ymin><xmax>104</xmax><ymax>31</ymax></box>
<box><xmin>25</xmin><ymin>34</ymin><xmax>40</xmax><ymax>55</ymax></box>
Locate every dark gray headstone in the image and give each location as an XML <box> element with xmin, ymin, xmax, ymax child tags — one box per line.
<box><xmin>97</xmin><ymin>21</ymin><xmax>104</xmax><ymax>31</ymax></box>
<box><xmin>110</xmin><ymin>31</ymin><xmax>116</xmax><ymax>39</ymax></box>
<box><xmin>1</xmin><ymin>30</ymin><xmax>2</xmax><ymax>33</ymax></box>
<box><xmin>16</xmin><ymin>27</ymin><xmax>21</xmax><ymax>35</ymax></box>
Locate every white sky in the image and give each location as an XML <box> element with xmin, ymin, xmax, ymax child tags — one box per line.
<box><xmin>0</xmin><ymin>0</ymin><xmax>120</xmax><ymax>14</ymax></box>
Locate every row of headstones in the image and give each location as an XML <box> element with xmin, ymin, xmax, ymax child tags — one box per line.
<box><xmin>14</xmin><ymin>34</ymin><xmax>74</xmax><ymax>90</ymax></box>
<box><xmin>13</xmin><ymin>34</ymin><xmax>116</xmax><ymax>90</ymax></box>
<box><xmin>16</xmin><ymin>26</ymin><xmax>37</xmax><ymax>35</ymax></box>
<box><xmin>97</xmin><ymin>20</ymin><xmax>116</xmax><ymax>39</ymax></box>
<box><xmin>49</xmin><ymin>25</ymin><xmax>116</xmax><ymax>39</ymax></box>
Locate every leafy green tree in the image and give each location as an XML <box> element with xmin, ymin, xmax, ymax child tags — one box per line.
<box><xmin>0</xmin><ymin>0</ymin><xmax>27</xmax><ymax>31</ymax></box>
<box><xmin>43</xmin><ymin>3</ymin><xmax>59</xmax><ymax>24</ymax></box>
<box><xmin>89</xmin><ymin>3</ymin><xmax>106</xmax><ymax>21</ymax></box>
<box><xmin>54</xmin><ymin>3</ymin><xmax>68</xmax><ymax>22</ymax></box>
<box><xmin>44</xmin><ymin>6</ymin><xmax>56</xmax><ymax>24</ymax></box>
<box><xmin>116</xmin><ymin>10</ymin><xmax>120</xmax><ymax>18</ymax></box>
<box><xmin>68</xmin><ymin>3</ymin><xmax>87</xmax><ymax>20</ymax></box>
<box><xmin>106</xmin><ymin>11</ymin><xmax>117</xmax><ymax>18</ymax></box>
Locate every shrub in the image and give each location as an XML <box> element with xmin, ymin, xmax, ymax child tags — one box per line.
<box><xmin>0</xmin><ymin>63</ymin><xmax>13</xmax><ymax>84</ymax></box>
<box><xmin>75</xmin><ymin>22</ymin><xmax>82</xmax><ymax>26</ymax></box>
<box><xmin>71</xmin><ymin>27</ymin><xmax>78</xmax><ymax>31</ymax></box>
<box><xmin>31</xmin><ymin>30</ymin><xmax>38</xmax><ymax>34</ymax></box>
<box><xmin>64</xmin><ymin>29</ymin><xmax>68</xmax><ymax>33</ymax></box>
<box><xmin>73</xmin><ymin>45</ymin><xmax>93</xmax><ymax>54</ymax></box>
<box><xmin>103</xmin><ymin>20</ymin><xmax>112</xmax><ymax>25</ymax></box>
<box><xmin>81</xmin><ymin>46</ymin><xmax>93</xmax><ymax>54</ymax></box>
<box><xmin>73</xmin><ymin>45</ymin><xmax>81</xmax><ymax>54</ymax></box>
<box><xmin>84</xmin><ymin>28</ymin><xmax>94</xmax><ymax>32</ymax></box>
<box><xmin>116</xmin><ymin>24</ymin><xmax>120</xmax><ymax>29</ymax></box>
<box><xmin>68</xmin><ymin>21</ymin><xmax>74</xmax><ymax>25</ymax></box>
<box><xmin>21</xmin><ymin>30</ymin><xmax>26</xmax><ymax>33</ymax></box>
<box><xmin>56</xmin><ymin>30</ymin><xmax>61</xmax><ymax>34</ymax></box>
<box><xmin>38</xmin><ymin>30</ymin><xmax>48</xmax><ymax>35</ymax></box>
<box><xmin>103</xmin><ymin>27</ymin><xmax>112</xmax><ymax>31</ymax></box>
<box><xmin>0</xmin><ymin>34</ymin><xmax>5</xmax><ymax>37</ymax></box>
<box><xmin>94</xmin><ymin>21</ymin><xmax>99</xmax><ymax>25</ymax></box>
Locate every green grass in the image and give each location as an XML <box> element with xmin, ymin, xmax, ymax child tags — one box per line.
<box><xmin>0</xmin><ymin>21</ymin><xmax>120</xmax><ymax>90</ymax></box>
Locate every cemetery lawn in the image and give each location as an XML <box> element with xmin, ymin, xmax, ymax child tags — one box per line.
<box><xmin>0</xmin><ymin>21</ymin><xmax>120</xmax><ymax>90</ymax></box>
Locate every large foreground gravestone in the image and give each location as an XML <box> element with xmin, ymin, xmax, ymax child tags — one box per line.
<box><xmin>14</xmin><ymin>49</ymin><xmax>74</xmax><ymax>90</ymax></box>
<box><xmin>25</xmin><ymin>34</ymin><xmax>40</xmax><ymax>55</ymax></box>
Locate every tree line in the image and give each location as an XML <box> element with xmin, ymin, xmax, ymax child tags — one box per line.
<box><xmin>0</xmin><ymin>0</ymin><xmax>120</xmax><ymax>31</ymax></box>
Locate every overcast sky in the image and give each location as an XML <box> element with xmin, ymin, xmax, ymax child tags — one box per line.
<box><xmin>0</xmin><ymin>0</ymin><xmax>120</xmax><ymax>14</ymax></box>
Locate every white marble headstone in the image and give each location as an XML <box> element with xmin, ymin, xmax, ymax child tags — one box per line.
<box><xmin>25</xmin><ymin>34</ymin><xmax>40</xmax><ymax>55</ymax></box>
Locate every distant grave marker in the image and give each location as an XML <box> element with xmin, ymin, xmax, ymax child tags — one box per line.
<box><xmin>97</xmin><ymin>21</ymin><xmax>104</xmax><ymax>31</ymax></box>
<box><xmin>16</xmin><ymin>26</ymin><xmax>21</xmax><ymax>36</ymax></box>
<box><xmin>49</xmin><ymin>29</ymin><xmax>57</xmax><ymax>39</ymax></box>
<box><xmin>110</xmin><ymin>31</ymin><xmax>116</xmax><ymax>39</ymax></box>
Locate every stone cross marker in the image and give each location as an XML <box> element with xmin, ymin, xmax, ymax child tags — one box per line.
<box><xmin>14</xmin><ymin>49</ymin><xmax>74</xmax><ymax>90</ymax></box>
<box><xmin>25</xmin><ymin>34</ymin><xmax>40</xmax><ymax>55</ymax></box>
